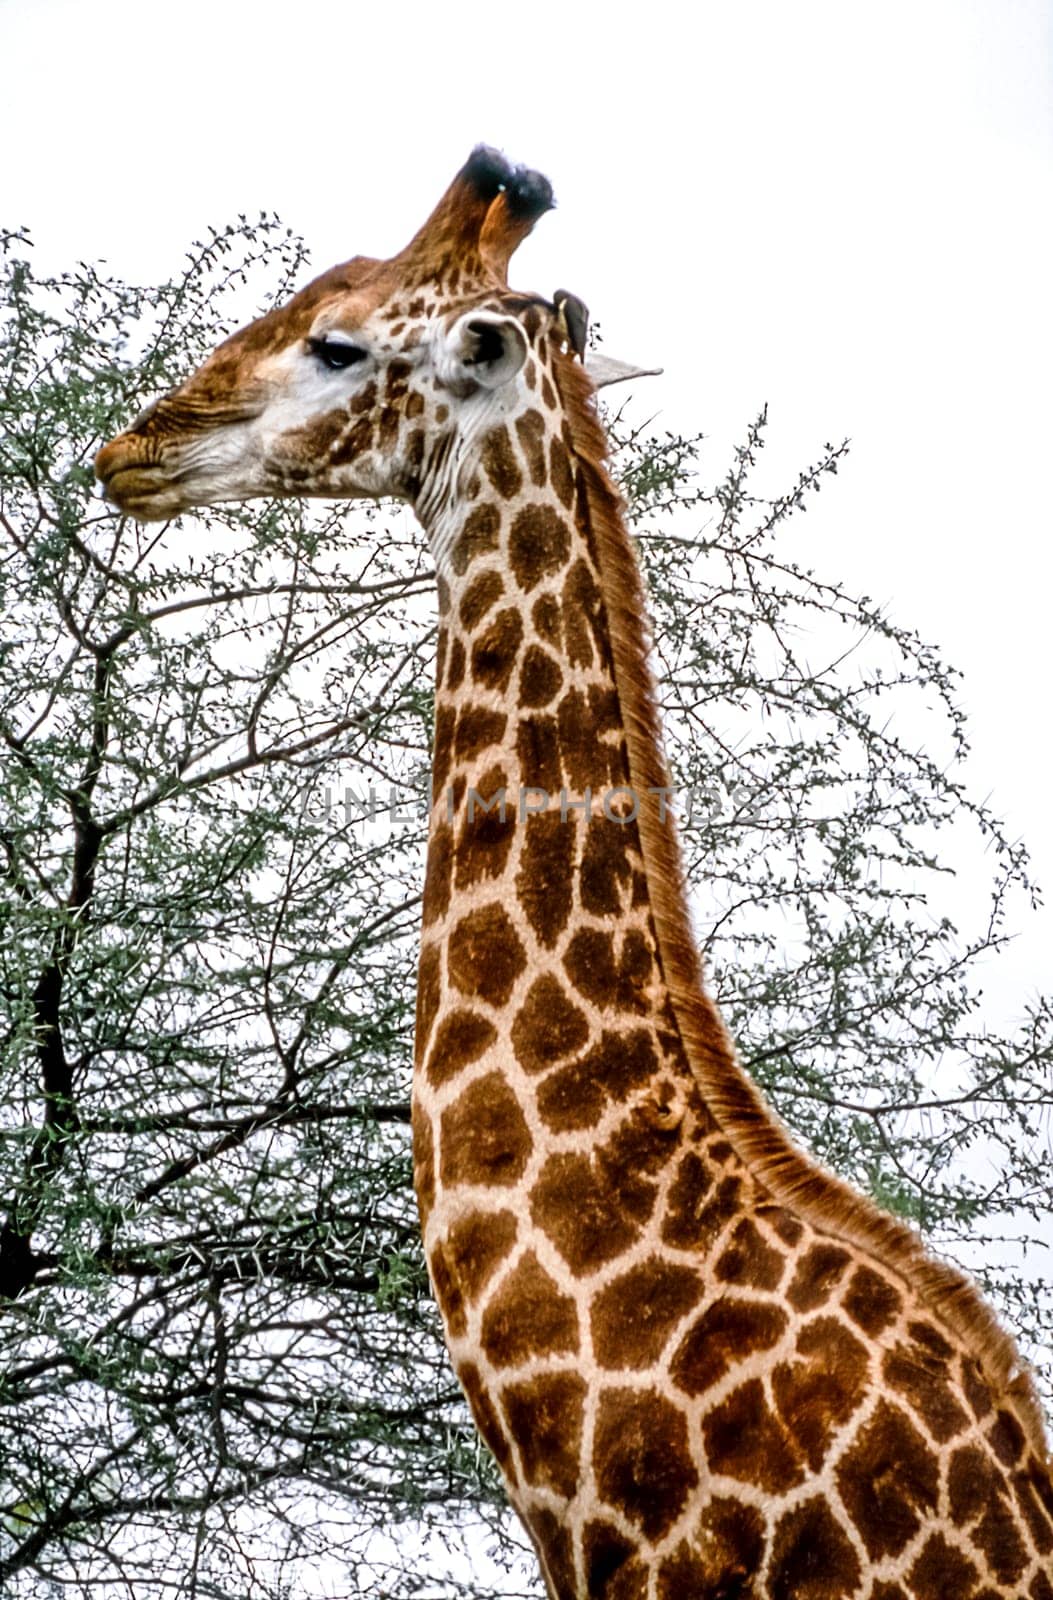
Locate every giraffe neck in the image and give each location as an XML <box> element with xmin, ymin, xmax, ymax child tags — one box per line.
<box><xmin>423</xmin><ymin>345</ymin><xmax>1048</xmax><ymax>1452</ymax></box>
<box><xmin>407</xmin><ymin>356</ymin><xmax>800</xmax><ymax>1592</ymax></box>
<box><xmin>407</xmin><ymin>351</ymin><xmax>1053</xmax><ymax>1600</ymax></box>
<box><xmin>412</xmin><ymin>354</ymin><xmax>709</xmax><ymax>1222</ymax></box>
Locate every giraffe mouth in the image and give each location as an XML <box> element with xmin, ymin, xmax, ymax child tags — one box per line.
<box><xmin>94</xmin><ymin>436</ymin><xmax>203</xmax><ymax>521</ymax></box>
<box><xmin>96</xmin><ymin>458</ymin><xmax>188</xmax><ymax>520</ymax></box>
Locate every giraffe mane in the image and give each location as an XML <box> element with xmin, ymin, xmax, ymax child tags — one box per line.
<box><xmin>551</xmin><ymin>347</ymin><xmax>1052</xmax><ymax>1463</ymax></box>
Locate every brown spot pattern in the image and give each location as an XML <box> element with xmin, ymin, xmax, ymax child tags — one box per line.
<box><xmin>431</xmin><ymin>704</ymin><xmax>455</xmax><ymax>800</ymax></box>
<box><xmin>454</xmin><ymin>703</ymin><xmax>507</xmax><ymax>764</ymax></box>
<box><xmin>883</xmin><ymin>1340</ymin><xmax>970</xmax><ymax>1442</ymax></box>
<box><xmin>835</xmin><ymin>1398</ymin><xmax>939</xmax><ymax>1559</ymax></box>
<box><xmin>673</xmin><ymin>1170</ymin><xmax>744</xmax><ymax>1253</ymax></box>
<box><xmin>907</xmin><ymin>1533</ymin><xmax>978</xmax><ymax>1600</ymax></box>
<box><xmin>591</xmin><ymin>1256</ymin><xmax>701</xmax><ymax>1369</ymax></box>
<box><xmin>447</xmin><ymin>903</ymin><xmax>526</xmax><ymax>1006</ymax></box>
<box><xmin>516</xmin><ymin>811</ymin><xmax>574</xmax><ymax>948</ymax></box>
<box><xmin>455</xmin><ymin>768</ymin><xmax>514</xmax><ymax>889</ymax></box>
<box><xmin>528</xmin><ymin>1506</ymin><xmax>579</xmax><ymax>1598</ymax></box>
<box><xmin>949</xmin><ymin>1442</ymin><xmax>1004</xmax><ymax>1525</ymax></box>
<box><xmin>536</xmin><ymin>1027</ymin><xmax>658</xmax><ymax>1133</ymax></box>
<box><xmin>563</xmin><ymin>926</ymin><xmax>654</xmax><ymax>1014</ymax></box>
<box><xmin>515</xmin><ymin>408</ymin><xmax>548</xmax><ymax>486</ymax></box>
<box><xmin>519</xmin><ymin>643</ymin><xmax>563</xmax><ymax>707</ymax></box>
<box><xmin>349</xmin><ymin>379</ymin><xmax>378</xmax><ymax>415</ymax></box>
<box><xmin>843</xmin><ymin>1263</ymin><xmax>903</xmax><ymax>1335</ymax></box>
<box><xmin>597</xmin><ymin>1109</ymin><xmax>673</xmax><ymax>1224</ymax></box>
<box><xmin>974</xmin><ymin>1492</ymin><xmax>1028</xmax><ymax>1584</ymax></box>
<box><xmin>458</xmin><ymin>1359</ymin><xmax>512</xmax><ymax>1471</ymax></box>
<box><xmin>786</xmin><ymin>1242</ymin><xmax>851</xmax><ymax>1312</ymax></box>
<box><xmin>532</xmin><ymin>591</ymin><xmax>561</xmax><ymax>646</ymax></box>
<box><xmin>516</xmin><ymin>713</ymin><xmax>562</xmax><ymax>792</ymax></box>
<box><xmin>502</xmin><ymin>1371</ymin><xmax>585</xmax><ymax>1499</ymax></box>
<box><xmin>530</xmin><ymin>1152</ymin><xmax>639</xmax><ymax>1274</ymax></box>
<box><xmin>415</xmin><ymin>941</ymin><xmax>441</xmax><ymax>1053</ymax></box>
<box><xmin>421</xmin><ymin>821</ymin><xmax>453</xmax><ymax>925</ymax></box>
<box><xmin>768</xmin><ymin>1498</ymin><xmax>862</xmax><ymax>1600</ymax></box>
<box><xmin>1013</xmin><ymin>1464</ymin><xmax>1053</xmax><ymax>1552</ymax></box>
<box><xmin>435</xmin><ymin>1208</ymin><xmax>517</xmax><ymax>1319</ymax></box>
<box><xmin>480</xmin><ymin>423</ymin><xmax>522</xmax><ymax>499</ymax></box>
<box><xmin>451</xmin><ymin>502</ymin><xmax>500</xmax><ymax>574</ymax></box>
<box><xmin>594</xmin><ymin>1388</ymin><xmax>699</xmax><ymax>1542</ymax></box>
<box><xmin>508</xmin><ymin>503</ymin><xmax>572</xmax><ymax>591</ymax></box>
<box><xmin>584</xmin><ymin>1521</ymin><xmax>637</xmax><ymax>1596</ymax></box>
<box><xmin>658</xmin><ymin>1498</ymin><xmax>765</xmax><ymax>1600</ymax></box>
<box><xmin>703</xmin><ymin>1378</ymin><xmax>804</xmax><ymax>1493</ymax></box>
<box><xmin>412</xmin><ymin>1101</ymin><xmax>435</xmax><ymax>1226</ymax></box>
<box><xmin>439</xmin><ymin>1071</ymin><xmax>532</xmax><ymax>1188</ymax></box>
<box><xmin>445</xmin><ymin>635</ymin><xmax>465</xmax><ymax>689</ymax></box>
<box><xmin>481</xmin><ymin>1248</ymin><xmax>579</xmax><ymax>1366</ymax></box>
<box><xmin>987</xmin><ymin>1406</ymin><xmax>1027</xmax><ymax>1467</ymax></box>
<box><xmin>772</xmin><ymin>1315</ymin><xmax>870</xmax><ymax>1470</ymax></box>
<box><xmin>660</xmin><ymin>1152</ymin><xmax>714</xmax><ymax>1248</ymax></box>
<box><xmin>907</xmin><ymin>1318</ymin><xmax>953</xmax><ymax>1360</ymax></box>
<box><xmin>758</xmin><ymin>1204</ymin><xmax>805</xmax><ymax>1246</ymax></box>
<box><xmin>550</xmin><ymin>432</ymin><xmax>574</xmax><ymax>506</ymax></box>
<box><xmin>510</xmin><ymin>973</ymin><xmax>590</xmax><ymax>1075</ymax></box>
<box><xmin>670</xmin><ymin>1297</ymin><xmax>788</xmax><ymax>1397</ymax></box>
<box><xmin>562</xmin><ymin>555</ymin><xmax>605</xmax><ymax>670</ymax></box>
<box><xmin>459</xmin><ymin>568</ymin><xmax>504</xmax><ymax>630</ymax></box>
<box><xmin>377</xmin><ymin>404</ymin><xmax>400</xmax><ymax>453</ymax></box>
<box><xmin>328</xmin><ymin>413</ymin><xmax>373</xmax><ymax>463</ymax></box>
<box><xmin>426</xmin><ymin>1008</ymin><xmax>497</xmax><ymax>1087</ymax></box>
<box><xmin>714</xmin><ymin>1216</ymin><xmax>786</xmax><ymax>1290</ymax></box>
<box><xmin>962</xmin><ymin>1356</ymin><xmax>995</xmax><ymax>1422</ymax></box>
<box><xmin>558</xmin><ymin>684</ymin><xmax>618</xmax><ymax>789</ymax></box>
<box><xmin>470</xmin><ymin>606</ymin><xmax>523</xmax><ymax>692</ymax></box>
<box><xmin>579</xmin><ymin>815</ymin><xmax>635</xmax><ymax>916</ymax></box>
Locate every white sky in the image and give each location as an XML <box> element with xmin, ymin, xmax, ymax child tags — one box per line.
<box><xmin>2</xmin><ymin>1</ymin><xmax>1050</xmax><ymax>1017</ymax></box>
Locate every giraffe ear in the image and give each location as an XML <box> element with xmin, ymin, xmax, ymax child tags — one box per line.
<box><xmin>441</xmin><ymin>311</ymin><xmax>528</xmax><ymax>391</ymax></box>
<box><xmin>584</xmin><ymin>353</ymin><xmax>664</xmax><ymax>389</ymax></box>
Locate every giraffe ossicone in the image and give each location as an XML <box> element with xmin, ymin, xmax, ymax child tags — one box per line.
<box><xmin>96</xmin><ymin>147</ymin><xmax>1053</xmax><ymax>1600</ymax></box>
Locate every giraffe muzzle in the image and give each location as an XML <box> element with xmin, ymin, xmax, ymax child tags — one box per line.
<box><xmin>94</xmin><ymin>434</ymin><xmax>197</xmax><ymax>520</ymax></box>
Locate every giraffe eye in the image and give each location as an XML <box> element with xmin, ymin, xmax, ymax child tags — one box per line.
<box><xmin>307</xmin><ymin>336</ymin><xmax>369</xmax><ymax>371</ymax></box>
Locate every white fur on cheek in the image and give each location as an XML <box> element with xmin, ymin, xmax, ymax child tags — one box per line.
<box><xmin>255</xmin><ymin>343</ymin><xmax>372</xmax><ymax>437</ymax></box>
<box><xmin>177</xmin><ymin>421</ymin><xmax>263</xmax><ymax>497</ymax></box>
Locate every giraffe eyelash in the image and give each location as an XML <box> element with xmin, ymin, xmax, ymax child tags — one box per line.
<box><xmin>306</xmin><ymin>335</ymin><xmax>369</xmax><ymax>371</ymax></box>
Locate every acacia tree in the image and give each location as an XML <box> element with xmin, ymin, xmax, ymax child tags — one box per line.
<box><xmin>0</xmin><ymin>222</ymin><xmax>1049</xmax><ymax>1598</ymax></box>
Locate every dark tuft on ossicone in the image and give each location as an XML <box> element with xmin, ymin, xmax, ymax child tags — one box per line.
<box><xmin>463</xmin><ymin>146</ymin><xmax>555</xmax><ymax>221</ymax></box>
<box><xmin>465</xmin><ymin>146</ymin><xmax>514</xmax><ymax>201</ymax></box>
<box><xmin>505</xmin><ymin>167</ymin><xmax>555</xmax><ymax>220</ymax></box>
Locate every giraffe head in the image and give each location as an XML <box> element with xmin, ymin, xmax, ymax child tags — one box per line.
<box><xmin>94</xmin><ymin>148</ymin><xmax>589</xmax><ymax>524</ymax></box>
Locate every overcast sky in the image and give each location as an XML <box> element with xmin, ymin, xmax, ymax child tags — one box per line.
<box><xmin>2</xmin><ymin>0</ymin><xmax>1050</xmax><ymax>1011</ymax></box>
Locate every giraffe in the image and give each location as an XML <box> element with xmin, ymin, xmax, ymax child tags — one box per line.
<box><xmin>94</xmin><ymin>148</ymin><xmax>1053</xmax><ymax>1600</ymax></box>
